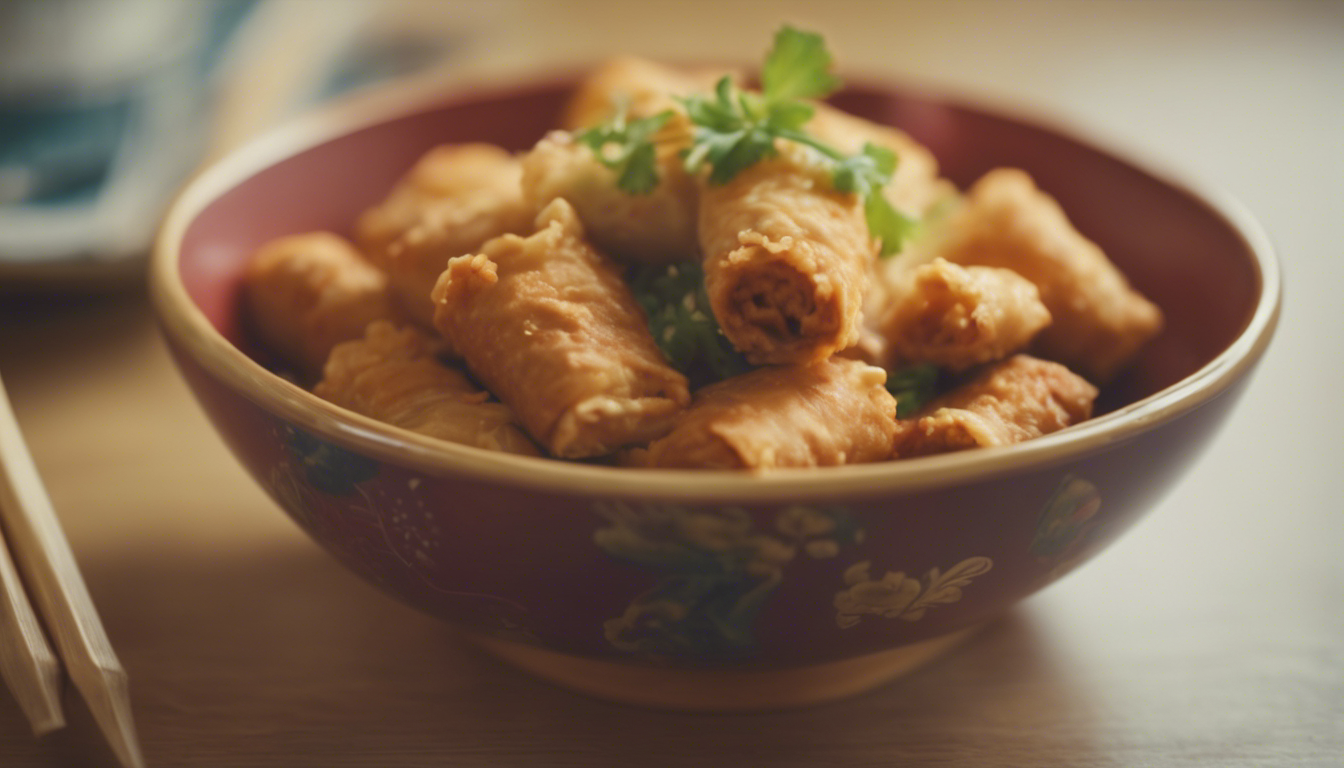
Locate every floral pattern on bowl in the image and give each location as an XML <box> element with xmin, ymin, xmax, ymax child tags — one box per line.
<box><xmin>834</xmin><ymin>557</ymin><xmax>994</xmax><ymax>628</ymax></box>
<box><xmin>593</xmin><ymin>502</ymin><xmax>863</xmax><ymax>660</ymax></box>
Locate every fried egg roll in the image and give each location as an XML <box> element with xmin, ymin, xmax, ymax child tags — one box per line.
<box><xmin>933</xmin><ymin>168</ymin><xmax>1163</xmax><ymax>382</ymax></box>
<box><xmin>560</xmin><ymin>56</ymin><xmax>740</xmax><ymax>131</ymax></box>
<box><xmin>892</xmin><ymin>355</ymin><xmax>1098</xmax><ymax>458</ymax></box>
<box><xmin>314</xmin><ymin>322</ymin><xmax>539</xmax><ymax>456</ymax></box>
<box><xmin>699</xmin><ymin>142</ymin><xmax>875</xmax><ymax>366</ymax></box>
<box><xmin>634</xmin><ymin>357</ymin><xmax>897</xmax><ymax>470</ymax></box>
<box><xmin>241</xmin><ymin>232</ymin><xmax>399</xmax><ymax>378</ymax></box>
<box><xmin>355</xmin><ymin>143</ymin><xmax>532</xmax><ymax>326</ymax></box>
<box><xmin>879</xmin><ymin>258</ymin><xmax>1052</xmax><ymax>372</ymax></box>
<box><xmin>431</xmin><ymin>199</ymin><xmax>691</xmax><ymax>459</ymax></box>
<box><xmin>521</xmin><ymin>130</ymin><xmax>699</xmax><ymax>264</ymax></box>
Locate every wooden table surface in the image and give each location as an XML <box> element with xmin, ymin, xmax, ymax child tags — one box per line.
<box><xmin>1</xmin><ymin>2</ymin><xmax>1340</xmax><ymax>766</ymax></box>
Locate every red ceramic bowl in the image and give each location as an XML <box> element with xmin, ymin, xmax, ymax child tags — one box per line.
<box><xmin>150</xmin><ymin>73</ymin><xmax>1279</xmax><ymax>710</ymax></box>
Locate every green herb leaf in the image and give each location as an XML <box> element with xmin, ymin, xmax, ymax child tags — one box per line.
<box><xmin>833</xmin><ymin>143</ymin><xmax>917</xmax><ymax>256</ymax></box>
<box><xmin>630</xmin><ymin>261</ymin><xmax>751</xmax><ymax>386</ymax></box>
<box><xmin>576</xmin><ymin>109</ymin><xmax>674</xmax><ymax>194</ymax></box>
<box><xmin>761</xmin><ymin>26</ymin><xmax>842</xmax><ymax>102</ymax></box>
<box><xmin>865</xmin><ymin>191</ymin><xmax>919</xmax><ymax>257</ymax></box>
<box><xmin>886</xmin><ymin>363</ymin><xmax>941</xmax><ymax>417</ymax></box>
<box><xmin>832</xmin><ymin>143</ymin><xmax>896</xmax><ymax>196</ymax></box>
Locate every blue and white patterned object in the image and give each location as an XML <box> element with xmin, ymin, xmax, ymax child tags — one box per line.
<box><xmin>0</xmin><ymin>0</ymin><xmax>260</xmax><ymax>282</ymax></box>
<box><xmin>0</xmin><ymin>0</ymin><xmax>461</xmax><ymax>285</ymax></box>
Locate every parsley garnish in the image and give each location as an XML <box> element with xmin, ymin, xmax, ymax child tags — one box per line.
<box><xmin>575</xmin><ymin>108</ymin><xmax>674</xmax><ymax>195</ymax></box>
<box><xmin>629</xmin><ymin>261</ymin><xmax>751</xmax><ymax>387</ymax></box>
<box><xmin>886</xmin><ymin>363</ymin><xmax>941</xmax><ymax>417</ymax></box>
<box><xmin>583</xmin><ymin>26</ymin><xmax>918</xmax><ymax>256</ymax></box>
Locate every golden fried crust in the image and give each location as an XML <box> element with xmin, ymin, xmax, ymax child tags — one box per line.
<box><xmin>879</xmin><ymin>258</ymin><xmax>1052</xmax><ymax>371</ymax></box>
<box><xmin>241</xmin><ymin>232</ymin><xmax>398</xmax><ymax>378</ymax></box>
<box><xmin>313</xmin><ymin>322</ymin><xmax>539</xmax><ymax>455</ymax></box>
<box><xmin>431</xmin><ymin>199</ymin><xmax>690</xmax><ymax>459</ymax></box>
<box><xmin>521</xmin><ymin>130</ymin><xmax>700</xmax><ymax>264</ymax></box>
<box><xmin>933</xmin><ymin>168</ymin><xmax>1163</xmax><ymax>382</ymax></box>
<box><xmin>636</xmin><ymin>358</ymin><xmax>897</xmax><ymax>470</ymax></box>
<box><xmin>560</xmin><ymin>56</ymin><xmax>741</xmax><ymax>131</ymax></box>
<box><xmin>355</xmin><ymin>144</ymin><xmax>532</xmax><ymax>327</ymax></box>
<box><xmin>893</xmin><ymin>355</ymin><xmax>1098</xmax><ymax>457</ymax></box>
<box><xmin>699</xmin><ymin>143</ymin><xmax>875</xmax><ymax>365</ymax></box>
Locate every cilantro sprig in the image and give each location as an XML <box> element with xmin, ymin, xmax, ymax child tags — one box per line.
<box><xmin>681</xmin><ymin>27</ymin><xmax>917</xmax><ymax>256</ymax></box>
<box><xmin>580</xmin><ymin>26</ymin><xmax>918</xmax><ymax>256</ymax></box>
<box><xmin>629</xmin><ymin>261</ymin><xmax>751</xmax><ymax>387</ymax></box>
<box><xmin>575</xmin><ymin>108</ymin><xmax>674</xmax><ymax>195</ymax></box>
<box><xmin>886</xmin><ymin>363</ymin><xmax>941</xmax><ymax>418</ymax></box>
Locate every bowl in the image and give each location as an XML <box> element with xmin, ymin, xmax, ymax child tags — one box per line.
<box><xmin>149</xmin><ymin>72</ymin><xmax>1279</xmax><ymax>710</ymax></box>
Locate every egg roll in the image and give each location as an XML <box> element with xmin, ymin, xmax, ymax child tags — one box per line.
<box><xmin>560</xmin><ymin>56</ymin><xmax>740</xmax><ymax>131</ymax></box>
<box><xmin>879</xmin><ymin>258</ymin><xmax>1052</xmax><ymax>372</ymax></box>
<box><xmin>314</xmin><ymin>321</ymin><xmax>539</xmax><ymax>456</ymax></box>
<box><xmin>634</xmin><ymin>357</ymin><xmax>897</xmax><ymax>470</ymax></box>
<box><xmin>355</xmin><ymin>143</ymin><xmax>532</xmax><ymax>326</ymax></box>
<box><xmin>892</xmin><ymin>355</ymin><xmax>1098</xmax><ymax>458</ymax></box>
<box><xmin>521</xmin><ymin>130</ymin><xmax>699</xmax><ymax>264</ymax></box>
<box><xmin>241</xmin><ymin>232</ymin><xmax>399</xmax><ymax>378</ymax></box>
<box><xmin>932</xmin><ymin>168</ymin><xmax>1163</xmax><ymax>382</ymax></box>
<box><xmin>431</xmin><ymin>199</ymin><xmax>691</xmax><ymax>459</ymax></box>
<box><xmin>699</xmin><ymin>142</ymin><xmax>875</xmax><ymax>366</ymax></box>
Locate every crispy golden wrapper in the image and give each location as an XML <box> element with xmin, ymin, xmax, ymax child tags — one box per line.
<box><xmin>431</xmin><ymin>199</ymin><xmax>690</xmax><ymax>458</ymax></box>
<box><xmin>241</xmin><ymin>232</ymin><xmax>399</xmax><ymax>378</ymax></box>
<box><xmin>633</xmin><ymin>357</ymin><xmax>897</xmax><ymax>470</ymax></box>
<box><xmin>355</xmin><ymin>143</ymin><xmax>532</xmax><ymax>326</ymax></box>
<box><xmin>699</xmin><ymin>142</ymin><xmax>875</xmax><ymax>365</ymax></box>
<box><xmin>313</xmin><ymin>322</ymin><xmax>539</xmax><ymax>456</ymax></box>
<box><xmin>521</xmin><ymin>130</ymin><xmax>699</xmax><ymax>263</ymax></box>
<box><xmin>893</xmin><ymin>355</ymin><xmax>1098</xmax><ymax>458</ymax></box>
<box><xmin>933</xmin><ymin>168</ymin><xmax>1163</xmax><ymax>382</ymax></box>
<box><xmin>879</xmin><ymin>257</ymin><xmax>1052</xmax><ymax>371</ymax></box>
<box><xmin>560</xmin><ymin>56</ymin><xmax>740</xmax><ymax>131</ymax></box>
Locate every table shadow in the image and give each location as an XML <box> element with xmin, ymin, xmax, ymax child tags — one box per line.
<box><xmin>1</xmin><ymin>541</ymin><xmax>1106</xmax><ymax>767</ymax></box>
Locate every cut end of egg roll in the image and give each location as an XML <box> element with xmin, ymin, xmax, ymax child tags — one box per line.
<box><xmin>879</xmin><ymin>257</ymin><xmax>1052</xmax><ymax>372</ymax></box>
<box><xmin>700</xmin><ymin>146</ymin><xmax>874</xmax><ymax>365</ymax></box>
<box><xmin>934</xmin><ymin>168</ymin><xmax>1163</xmax><ymax>383</ymax></box>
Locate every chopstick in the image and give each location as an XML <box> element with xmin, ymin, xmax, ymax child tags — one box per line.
<box><xmin>0</xmin><ymin>373</ymin><xmax>146</xmax><ymax>768</ymax></box>
<box><xmin>0</xmin><ymin>520</ymin><xmax>65</xmax><ymax>735</ymax></box>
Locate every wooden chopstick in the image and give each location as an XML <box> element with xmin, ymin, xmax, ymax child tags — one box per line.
<box><xmin>0</xmin><ymin>520</ymin><xmax>65</xmax><ymax>735</ymax></box>
<box><xmin>0</xmin><ymin>374</ymin><xmax>146</xmax><ymax>768</ymax></box>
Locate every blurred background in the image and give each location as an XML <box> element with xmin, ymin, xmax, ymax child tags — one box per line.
<box><xmin>4</xmin><ymin>0</ymin><xmax>1339</xmax><ymax>291</ymax></box>
<box><xmin>0</xmin><ymin>1</ymin><xmax>1340</xmax><ymax>765</ymax></box>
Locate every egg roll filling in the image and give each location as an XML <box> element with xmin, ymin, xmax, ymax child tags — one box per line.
<box><xmin>879</xmin><ymin>258</ymin><xmax>1052</xmax><ymax>372</ymax></box>
<box><xmin>700</xmin><ymin>146</ymin><xmax>873</xmax><ymax>365</ymax></box>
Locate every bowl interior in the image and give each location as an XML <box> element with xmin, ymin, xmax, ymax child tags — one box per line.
<box><xmin>176</xmin><ymin>76</ymin><xmax>1263</xmax><ymax>422</ymax></box>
